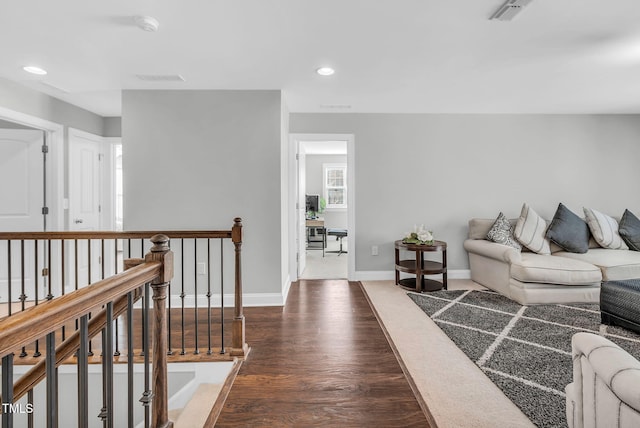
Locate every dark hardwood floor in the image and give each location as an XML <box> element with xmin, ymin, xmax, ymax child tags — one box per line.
<box><xmin>215</xmin><ymin>280</ymin><xmax>430</xmax><ymax>427</ymax></box>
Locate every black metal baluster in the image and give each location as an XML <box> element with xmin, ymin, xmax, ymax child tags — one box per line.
<box><xmin>20</xmin><ymin>240</ymin><xmax>27</xmax><ymax>357</ymax></box>
<box><xmin>46</xmin><ymin>332</ymin><xmax>57</xmax><ymax>428</ymax></box>
<box><xmin>194</xmin><ymin>239</ymin><xmax>199</xmax><ymax>354</ymax></box>
<box><xmin>28</xmin><ymin>389</ymin><xmax>34</xmax><ymax>428</ymax></box>
<box><xmin>127</xmin><ymin>291</ymin><xmax>134</xmax><ymax>428</ymax></box>
<box><xmin>74</xmin><ymin>240</ymin><xmax>79</xmax><ymax>335</ymax></box>
<box><xmin>140</xmin><ymin>282</ymin><xmax>152</xmax><ymax>428</ymax></box>
<box><xmin>77</xmin><ymin>314</ymin><xmax>89</xmax><ymax>428</ymax></box>
<box><xmin>139</xmin><ymin>239</ymin><xmax>147</xmax><ymax>358</ymax></box>
<box><xmin>61</xmin><ymin>240</ymin><xmax>66</xmax><ymax>341</ymax></box>
<box><xmin>7</xmin><ymin>240</ymin><xmax>12</xmax><ymax>317</ymax></box>
<box><xmin>46</xmin><ymin>239</ymin><xmax>53</xmax><ymax>300</ymax></box>
<box><xmin>2</xmin><ymin>353</ymin><xmax>14</xmax><ymax>427</ymax></box>
<box><xmin>60</xmin><ymin>239</ymin><xmax>67</xmax><ymax>342</ymax></box>
<box><xmin>99</xmin><ymin>302</ymin><xmax>114</xmax><ymax>428</ymax></box>
<box><xmin>167</xmin><ymin>240</ymin><xmax>173</xmax><ymax>356</ymax></box>
<box><xmin>34</xmin><ymin>240</ymin><xmax>41</xmax><ymax>357</ymax></box>
<box><xmin>88</xmin><ymin>239</ymin><xmax>94</xmax><ymax>356</ymax></box>
<box><xmin>114</xmin><ymin>240</ymin><xmax>120</xmax><ymax>356</ymax></box>
<box><xmin>220</xmin><ymin>238</ymin><xmax>225</xmax><ymax>354</ymax></box>
<box><xmin>88</xmin><ymin>238</ymin><xmax>92</xmax><ymax>285</ymax></box>
<box><xmin>180</xmin><ymin>239</ymin><xmax>186</xmax><ymax>355</ymax></box>
<box><xmin>207</xmin><ymin>239</ymin><xmax>212</xmax><ymax>354</ymax></box>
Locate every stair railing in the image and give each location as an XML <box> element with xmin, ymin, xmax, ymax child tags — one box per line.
<box><xmin>0</xmin><ymin>218</ymin><xmax>247</xmax><ymax>360</ymax></box>
<box><xmin>0</xmin><ymin>218</ymin><xmax>248</xmax><ymax>427</ymax></box>
<box><xmin>0</xmin><ymin>234</ymin><xmax>172</xmax><ymax>428</ymax></box>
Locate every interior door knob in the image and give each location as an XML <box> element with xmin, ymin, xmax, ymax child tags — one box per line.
<box><xmin>74</xmin><ymin>218</ymin><xmax>84</xmax><ymax>224</ymax></box>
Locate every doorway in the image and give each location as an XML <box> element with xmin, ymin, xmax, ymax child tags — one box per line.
<box><xmin>0</xmin><ymin>107</ymin><xmax>64</xmax><ymax>301</ymax></box>
<box><xmin>289</xmin><ymin>134</ymin><xmax>355</xmax><ymax>282</ymax></box>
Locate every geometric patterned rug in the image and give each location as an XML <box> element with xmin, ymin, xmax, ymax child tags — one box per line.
<box><xmin>408</xmin><ymin>290</ymin><xmax>640</xmax><ymax>428</ymax></box>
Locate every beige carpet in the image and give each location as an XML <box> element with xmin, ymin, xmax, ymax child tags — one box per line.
<box><xmin>361</xmin><ymin>280</ymin><xmax>535</xmax><ymax>428</ymax></box>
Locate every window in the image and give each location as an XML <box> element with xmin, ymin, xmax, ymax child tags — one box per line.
<box><xmin>323</xmin><ymin>163</ymin><xmax>347</xmax><ymax>209</ymax></box>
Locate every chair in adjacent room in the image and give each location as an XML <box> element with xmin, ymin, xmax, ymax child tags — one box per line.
<box><xmin>326</xmin><ymin>229</ymin><xmax>348</xmax><ymax>255</ymax></box>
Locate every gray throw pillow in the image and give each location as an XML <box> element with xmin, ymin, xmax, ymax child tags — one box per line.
<box><xmin>619</xmin><ymin>209</ymin><xmax>640</xmax><ymax>251</ymax></box>
<box><xmin>486</xmin><ymin>212</ymin><xmax>521</xmax><ymax>250</ymax></box>
<box><xmin>545</xmin><ymin>203</ymin><xmax>590</xmax><ymax>253</ymax></box>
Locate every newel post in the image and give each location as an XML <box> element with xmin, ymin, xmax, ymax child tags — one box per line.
<box><xmin>145</xmin><ymin>235</ymin><xmax>174</xmax><ymax>428</ymax></box>
<box><xmin>231</xmin><ymin>218</ymin><xmax>249</xmax><ymax>357</ymax></box>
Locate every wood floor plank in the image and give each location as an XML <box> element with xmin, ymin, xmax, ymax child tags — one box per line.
<box><xmin>215</xmin><ymin>280</ymin><xmax>431</xmax><ymax>427</ymax></box>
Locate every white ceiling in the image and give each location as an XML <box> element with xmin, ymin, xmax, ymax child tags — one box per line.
<box><xmin>2</xmin><ymin>1</ymin><xmax>640</xmax><ymax>117</ymax></box>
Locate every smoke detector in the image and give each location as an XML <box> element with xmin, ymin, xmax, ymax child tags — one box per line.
<box><xmin>490</xmin><ymin>0</ymin><xmax>533</xmax><ymax>21</ymax></box>
<box><xmin>134</xmin><ymin>15</ymin><xmax>160</xmax><ymax>32</ymax></box>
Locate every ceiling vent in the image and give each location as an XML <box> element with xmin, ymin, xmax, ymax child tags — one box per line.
<box><xmin>490</xmin><ymin>0</ymin><xmax>533</xmax><ymax>21</ymax></box>
<box><xmin>135</xmin><ymin>74</ymin><xmax>185</xmax><ymax>82</ymax></box>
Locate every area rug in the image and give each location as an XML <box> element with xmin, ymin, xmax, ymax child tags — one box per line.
<box><xmin>408</xmin><ymin>290</ymin><xmax>640</xmax><ymax>428</ymax></box>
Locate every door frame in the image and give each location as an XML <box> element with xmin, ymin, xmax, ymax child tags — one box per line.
<box><xmin>0</xmin><ymin>106</ymin><xmax>64</xmax><ymax>231</ymax></box>
<box><xmin>288</xmin><ymin>133</ymin><xmax>355</xmax><ymax>282</ymax></box>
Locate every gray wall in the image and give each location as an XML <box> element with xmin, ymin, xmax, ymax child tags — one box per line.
<box><xmin>0</xmin><ymin>77</ymin><xmax>104</xmax><ymax>136</ymax></box>
<box><xmin>305</xmin><ymin>154</ymin><xmax>348</xmax><ymax>229</ymax></box>
<box><xmin>122</xmin><ymin>90</ymin><xmax>285</xmax><ymax>296</ymax></box>
<box><xmin>0</xmin><ymin>119</ymin><xmax>35</xmax><ymax>129</ymax></box>
<box><xmin>103</xmin><ymin>117</ymin><xmax>122</xmax><ymax>138</ymax></box>
<box><xmin>290</xmin><ymin>113</ymin><xmax>640</xmax><ymax>272</ymax></box>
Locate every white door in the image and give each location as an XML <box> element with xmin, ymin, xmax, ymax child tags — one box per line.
<box><xmin>297</xmin><ymin>148</ymin><xmax>307</xmax><ymax>276</ymax></box>
<box><xmin>0</xmin><ymin>130</ymin><xmax>44</xmax><ymax>231</ymax></box>
<box><xmin>0</xmin><ymin>129</ymin><xmax>45</xmax><ymax>304</ymax></box>
<box><xmin>69</xmin><ymin>130</ymin><xmax>103</xmax><ymax>285</ymax></box>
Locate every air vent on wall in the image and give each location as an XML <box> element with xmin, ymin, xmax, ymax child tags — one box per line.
<box><xmin>490</xmin><ymin>0</ymin><xmax>533</xmax><ymax>21</ymax></box>
<box><xmin>135</xmin><ymin>74</ymin><xmax>185</xmax><ymax>82</ymax></box>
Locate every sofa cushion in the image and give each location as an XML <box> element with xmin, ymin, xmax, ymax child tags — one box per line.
<box><xmin>619</xmin><ymin>209</ymin><xmax>640</xmax><ymax>252</ymax></box>
<box><xmin>546</xmin><ymin>203</ymin><xmax>590</xmax><ymax>253</ymax></box>
<box><xmin>514</xmin><ymin>203</ymin><xmax>551</xmax><ymax>255</ymax></box>
<box><xmin>486</xmin><ymin>212</ymin><xmax>521</xmax><ymax>250</ymax></box>
<box><xmin>511</xmin><ymin>253</ymin><xmax>602</xmax><ymax>285</ymax></box>
<box><xmin>553</xmin><ymin>248</ymin><xmax>640</xmax><ymax>281</ymax></box>
<box><xmin>583</xmin><ymin>207</ymin><xmax>628</xmax><ymax>250</ymax></box>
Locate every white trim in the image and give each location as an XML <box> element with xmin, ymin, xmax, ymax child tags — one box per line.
<box><xmin>282</xmin><ymin>274</ymin><xmax>292</xmax><ymax>303</ymax></box>
<box><xmin>167</xmin><ymin>292</ymin><xmax>286</xmax><ymax>308</ymax></box>
<box><xmin>0</xmin><ymin>106</ymin><xmax>64</xmax><ymax>231</ymax></box>
<box><xmin>355</xmin><ymin>269</ymin><xmax>471</xmax><ymax>281</ymax></box>
<box><xmin>289</xmin><ymin>133</ymin><xmax>356</xmax><ymax>281</ymax></box>
<box><xmin>103</xmin><ymin>137</ymin><xmax>121</xmax><ymax>231</ymax></box>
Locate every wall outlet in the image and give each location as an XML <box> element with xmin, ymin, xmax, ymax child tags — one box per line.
<box><xmin>197</xmin><ymin>262</ymin><xmax>207</xmax><ymax>275</ymax></box>
<box><xmin>371</xmin><ymin>245</ymin><xmax>378</xmax><ymax>256</ymax></box>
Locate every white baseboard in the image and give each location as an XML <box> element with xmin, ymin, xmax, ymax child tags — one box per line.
<box><xmin>355</xmin><ymin>269</ymin><xmax>471</xmax><ymax>281</ymax></box>
<box><xmin>166</xmin><ymin>292</ymin><xmax>285</xmax><ymax>309</ymax></box>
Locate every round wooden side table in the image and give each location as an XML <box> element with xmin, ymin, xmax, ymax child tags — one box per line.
<box><xmin>394</xmin><ymin>240</ymin><xmax>447</xmax><ymax>292</ymax></box>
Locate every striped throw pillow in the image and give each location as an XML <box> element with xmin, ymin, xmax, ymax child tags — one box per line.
<box><xmin>583</xmin><ymin>208</ymin><xmax>628</xmax><ymax>250</ymax></box>
<box><xmin>514</xmin><ymin>203</ymin><xmax>551</xmax><ymax>255</ymax></box>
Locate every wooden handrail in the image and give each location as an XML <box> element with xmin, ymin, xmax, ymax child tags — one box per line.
<box><xmin>7</xmin><ymin>288</ymin><xmax>142</xmax><ymax>403</ymax></box>
<box><xmin>0</xmin><ymin>230</ymin><xmax>232</xmax><ymax>240</ymax></box>
<box><xmin>0</xmin><ymin>262</ymin><xmax>161</xmax><ymax>359</ymax></box>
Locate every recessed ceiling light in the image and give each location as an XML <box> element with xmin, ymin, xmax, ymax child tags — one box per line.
<box><xmin>23</xmin><ymin>66</ymin><xmax>47</xmax><ymax>75</ymax></box>
<box><xmin>316</xmin><ymin>67</ymin><xmax>335</xmax><ymax>76</ymax></box>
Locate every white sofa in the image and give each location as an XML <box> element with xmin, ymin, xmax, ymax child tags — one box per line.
<box><xmin>566</xmin><ymin>333</ymin><xmax>640</xmax><ymax>428</ymax></box>
<box><xmin>464</xmin><ymin>218</ymin><xmax>640</xmax><ymax>305</ymax></box>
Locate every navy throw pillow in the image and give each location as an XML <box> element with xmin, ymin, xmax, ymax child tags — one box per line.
<box><xmin>619</xmin><ymin>209</ymin><xmax>640</xmax><ymax>251</ymax></box>
<box><xmin>545</xmin><ymin>203</ymin><xmax>590</xmax><ymax>253</ymax></box>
